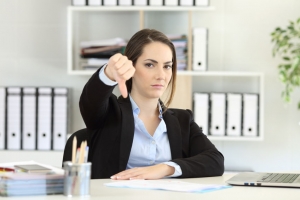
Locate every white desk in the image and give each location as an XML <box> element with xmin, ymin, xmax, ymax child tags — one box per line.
<box><xmin>1</xmin><ymin>173</ymin><xmax>300</xmax><ymax>200</ymax></box>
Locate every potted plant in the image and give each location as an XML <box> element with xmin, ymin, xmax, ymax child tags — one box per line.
<box><xmin>271</xmin><ymin>17</ymin><xmax>300</xmax><ymax>109</ymax></box>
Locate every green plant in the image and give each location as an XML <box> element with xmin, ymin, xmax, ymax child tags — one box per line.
<box><xmin>271</xmin><ymin>17</ymin><xmax>300</xmax><ymax>109</ymax></box>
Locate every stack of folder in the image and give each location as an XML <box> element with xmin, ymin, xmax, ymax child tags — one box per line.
<box><xmin>0</xmin><ymin>87</ymin><xmax>69</xmax><ymax>151</ymax></box>
<box><xmin>193</xmin><ymin>92</ymin><xmax>259</xmax><ymax>137</ymax></box>
<box><xmin>168</xmin><ymin>34</ymin><xmax>188</xmax><ymax>71</ymax></box>
<box><xmin>80</xmin><ymin>38</ymin><xmax>127</xmax><ymax>70</ymax></box>
<box><xmin>72</xmin><ymin>0</ymin><xmax>210</xmax><ymax>6</ymax></box>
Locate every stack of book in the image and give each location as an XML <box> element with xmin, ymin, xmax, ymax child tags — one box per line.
<box><xmin>168</xmin><ymin>34</ymin><xmax>188</xmax><ymax>71</ymax></box>
<box><xmin>80</xmin><ymin>37</ymin><xmax>127</xmax><ymax>70</ymax></box>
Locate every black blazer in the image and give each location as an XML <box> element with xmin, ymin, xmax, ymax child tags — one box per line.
<box><xmin>79</xmin><ymin>67</ymin><xmax>224</xmax><ymax>179</ymax></box>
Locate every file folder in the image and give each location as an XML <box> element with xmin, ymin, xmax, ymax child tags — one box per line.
<box><xmin>53</xmin><ymin>88</ymin><xmax>68</xmax><ymax>151</ymax></box>
<box><xmin>119</xmin><ymin>0</ymin><xmax>132</xmax><ymax>5</ymax></box>
<box><xmin>88</xmin><ymin>0</ymin><xmax>102</xmax><ymax>6</ymax></box>
<box><xmin>193</xmin><ymin>27</ymin><xmax>208</xmax><ymax>71</ymax></box>
<box><xmin>193</xmin><ymin>93</ymin><xmax>209</xmax><ymax>135</ymax></box>
<box><xmin>0</xmin><ymin>87</ymin><xmax>5</xmax><ymax>149</ymax></box>
<box><xmin>243</xmin><ymin>94</ymin><xmax>259</xmax><ymax>137</ymax></box>
<box><xmin>226</xmin><ymin>93</ymin><xmax>242</xmax><ymax>137</ymax></box>
<box><xmin>210</xmin><ymin>93</ymin><xmax>226</xmax><ymax>136</ymax></box>
<box><xmin>72</xmin><ymin>0</ymin><xmax>86</xmax><ymax>6</ymax></box>
<box><xmin>180</xmin><ymin>0</ymin><xmax>193</xmax><ymax>6</ymax></box>
<box><xmin>195</xmin><ymin>0</ymin><xmax>209</xmax><ymax>6</ymax></box>
<box><xmin>134</xmin><ymin>0</ymin><xmax>147</xmax><ymax>6</ymax></box>
<box><xmin>103</xmin><ymin>0</ymin><xmax>117</xmax><ymax>5</ymax></box>
<box><xmin>149</xmin><ymin>0</ymin><xmax>163</xmax><ymax>6</ymax></box>
<box><xmin>37</xmin><ymin>87</ymin><xmax>52</xmax><ymax>150</ymax></box>
<box><xmin>165</xmin><ymin>0</ymin><xmax>178</xmax><ymax>6</ymax></box>
<box><xmin>7</xmin><ymin>87</ymin><xmax>21</xmax><ymax>150</ymax></box>
<box><xmin>22</xmin><ymin>87</ymin><xmax>37</xmax><ymax>150</ymax></box>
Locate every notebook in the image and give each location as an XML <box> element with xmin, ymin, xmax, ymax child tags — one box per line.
<box><xmin>226</xmin><ymin>172</ymin><xmax>300</xmax><ymax>188</ymax></box>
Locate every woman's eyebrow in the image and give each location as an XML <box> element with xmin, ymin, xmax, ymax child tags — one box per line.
<box><xmin>144</xmin><ymin>59</ymin><xmax>172</xmax><ymax>64</ymax></box>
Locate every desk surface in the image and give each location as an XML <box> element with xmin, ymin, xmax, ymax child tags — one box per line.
<box><xmin>1</xmin><ymin>173</ymin><xmax>300</xmax><ymax>200</ymax></box>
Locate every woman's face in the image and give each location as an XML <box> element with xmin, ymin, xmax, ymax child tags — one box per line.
<box><xmin>131</xmin><ymin>41</ymin><xmax>173</xmax><ymax>100</ymax></box>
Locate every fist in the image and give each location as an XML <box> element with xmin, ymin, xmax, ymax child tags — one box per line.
<box><xmin>105</xmin><ymin>53</ymin><xmax>135</xmax><ymax>98</ymax></box>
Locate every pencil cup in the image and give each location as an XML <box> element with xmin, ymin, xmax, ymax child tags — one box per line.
<box><xmin>63</xmin><ymin>161</ymin><xmax>92</xmax><ymax>197</ymax></box>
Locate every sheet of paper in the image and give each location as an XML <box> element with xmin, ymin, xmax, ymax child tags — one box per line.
<box><xmin>105</xmin><ymin>180</ymin><xmax>231</xmax><ymax>193</ymax></box>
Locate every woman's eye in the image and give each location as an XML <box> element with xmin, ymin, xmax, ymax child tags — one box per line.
<box><xmin>145</xmin><ymin>63</ymin><xmax>153</xmax><ymax>67</ymax></box>
<box><xmin>165</xmin><ymin>65</ymin><xmax>172</xmax><ymax>69</ymax></box>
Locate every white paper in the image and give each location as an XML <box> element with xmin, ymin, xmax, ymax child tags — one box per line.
<box><xmin>105</xmin><ymin>180</ymin><xmax>231</xmax><ymax>193</ymax></box>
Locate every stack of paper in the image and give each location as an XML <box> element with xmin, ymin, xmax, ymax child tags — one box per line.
<box><xmin>105</xmin><ymin>180</ymin><xmax>231</xmax><ymax>193</ymax></box>
<box><xmin>0</xmin><ymin>161</ymin><xmax>64</xmax><ymax>197</ymax></box>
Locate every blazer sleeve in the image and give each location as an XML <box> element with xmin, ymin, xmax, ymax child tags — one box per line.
<box><xmin>171</xmin><ymin>110</ymin><xmax>225</xmax><ymax>178</ymax></box>
<box><xmin>79</xmin><ymin>66</ymin><xmax>117</xmax><ymax>130</ymax></box>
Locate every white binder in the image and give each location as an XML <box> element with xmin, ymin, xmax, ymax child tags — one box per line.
<box><xmin>134</xmin><ymin>0</ymin><xmax>147</xmax><ymax>6</ymax></box>
<box><xmin>22</xmin><ymin>87</ymin><xmax>36</xmax><ymax>150</ymax></box>
<box><xmin>103</xmin><ymin>0</ymin><xmax>117</xmax><ymax>5</ymax></box>
<box><xmin>243</xmin><ymin>94</ymin><xmax>259</xmax><ymax>137</ymax></box>
<box><xmin>180</xmin><ymin>0</ymin><xmax>193</xmax><ymax>6</ymax></box>
<box><xmin>53</xmin><ymin>88</ymin><xmax>68</xmax><ymax>151</ymax></box>
<box><xmin>7</xmin><ymin>87</ymin><xmax>21</xmax><ymax>150</ymax></box>
<box><xmin>0</xmin><ymin>87</ymin><xmax>5</xmax><ymax>149</ymax></box>
<box><xmin>149</xmin><ymin>0</ymin><xmax>163</xmax><ymax>6</ymax></box>
<box><xmin>88</xmin><ymin>0</ymin><xmax>102</xmax><ymax>6</ymax></box>
<box><xmin>165</xmin><ymin>0</ymin><xmax>178</xmax><ymax>6</ymax></box>
<box><xmin>193</xmin><ymin>27</ymin><xmax>208</xmax><ymax>71</ymax></box>
<box><xmin>195</xmin><ymin>0</ymin><xmax>209</xmax><ymax>6</ymax></box>
<box><xmin>226</xmin><ymin>93</ymin><xmax>242</xmax><ymax>137</ymax></box>
<box><xmin>210</xmin><ymin>93</ymin><xmax>226</xmax><ymax>136</ymax></box>
<box><xmin>194</xmin><ymin>93</ymin><xmax>209</xmax><ymax>135</ymax></box>
<box><xmin>119</xmin><ymin>0</ymin><xmax>132</xmax><ymax>5</ymax></box>
<box><xmin>72</xmin><ymin>0</ymin><xmax>86</xmax><ymax>6</ymax></box>
<box><xmin>37</xmin><ymin>87</ymin><xmax>52</xmax><ymax>150</ymax></box>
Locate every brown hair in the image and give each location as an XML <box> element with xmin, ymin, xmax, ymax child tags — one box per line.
<box><xmin>124</xmin><ymin>29</ymin><xmax>177</xmax><ymax>109</ymax></box>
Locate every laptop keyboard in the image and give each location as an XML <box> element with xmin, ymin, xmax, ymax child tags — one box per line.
<box><xmin>257</xmin><ymin>173</ymin><xmax>299</xmax><ymax>183</ymax></box>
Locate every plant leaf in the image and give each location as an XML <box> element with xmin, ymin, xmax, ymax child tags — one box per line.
<box><xmin>283</xmin><ymin>57</ymin><xmax>290</xmax><ymax>60</ymax></box>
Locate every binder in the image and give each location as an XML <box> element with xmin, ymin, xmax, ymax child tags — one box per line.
<box><xmin>193</xmin><ymin>27</ymin><xmax>208</xmax><ymax>71</ymax></box>
<box><xmin>193</xmin><ymin>93</ymin><xmax>209</xmax><ymax>135</ymax></box>
<box><xmin>180</xmin><ymin>0</ymin><xmax>193</xmax><ymax>6</ymax></box>
<box><xmin>195</xmin><ymin>0</ymin><xmax>209</xmax><ymax>6</ymax></box>
<box><xmin>0</xmin><ymin>87</ymin><xmax>5</xmax><ymax>149</ymax></box>
<box><xmin>149</xmin><ymin>0</ymin><xmax>163</xmax><ymax>6</ymax></box>
<box><xmin>53</xmin><ymin>88</ymin><xmax>68</xmax><ymax>151</ymax></box>
<box><xmin>165</xmin><ymin>0</ymin><xmax>178</xmax><ymax>6</ymax></box>
<box><xmin>88</xmin><ymin>0</ymin><xmax>102</xmax><ymax>6</ymax></box>
<box><xmin>243</xmin><ymin>94</ymin><xmax>259</xmax><ymax>137</ymax></box>
<box><xmin>37</xmin><ymin>87</ymin><xmax>52</xmax><ymax>150</ymax></box>
<box><xmin>7</xmin><ymin>87</ymin><xmax>21</xmax><ymax>150</ymax></box>
<box><xmin>22</xmin><ymin>87</ymin><xmax>37</xmax><ymax>150</ymax></box>
<box><xmin>133</xmin><ymin>0</ymin><xmax>147</xmax><ymax>6</ymax></box>
<box><xmin>119</xmin><ymin>0</ymin><xmax>132</xmax><ymax>5</ymax></box>
<box><xmin>210</xmin><ymin>93</ymin><xmax>226</xmax><ymax>136</ymax></box>
<box><xmin>72</xmin><ymin>0</ymin><xmax>86</xmax><ymax>6</ymax></box>
<box><xmin>103</xmin><ymin>0</ymin><xmax>117</xmax><ymax>5</ymax></box>
<box><xmin>226</xmin><ymin>93</ymin><xmax>242</xmax><ymax>137</ymax></box>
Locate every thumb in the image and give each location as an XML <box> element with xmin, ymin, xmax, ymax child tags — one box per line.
<box><xmin>118</xmin><ymin>79</ymin><xmax>128</xmax><ymax>98</ymax></box>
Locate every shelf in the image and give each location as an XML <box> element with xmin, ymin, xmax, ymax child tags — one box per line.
<box><xmin>68</xmin><ymin>6</ymin><xmax>215</xmax><ymax>12</ymax></box>
<box><xmin>208</xmin><ymin>136</ymin><xmax>264</xmax><ymax>141</ymax></box>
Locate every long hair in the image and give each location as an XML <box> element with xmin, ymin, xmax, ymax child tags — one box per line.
<box><xmin>124</xmin><ymin>29</ymin><xmax>177</xmax><ymax>109</ymax></box>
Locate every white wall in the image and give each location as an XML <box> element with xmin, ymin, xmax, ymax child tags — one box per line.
<box><xmin>0</xmin><ymin>0</ymin><xmax>299</xmax><ymax>171</ymax></box>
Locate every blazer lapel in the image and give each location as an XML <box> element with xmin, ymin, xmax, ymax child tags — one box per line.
<box><xmin>118</xmin><ymin>96</ymin><xmax>135</xmax><ymax>171</ymax></box>
<box><xmin>163</xmin><ymin>110</ymin><xmax>182</xmax><ymax>159</ymax></box>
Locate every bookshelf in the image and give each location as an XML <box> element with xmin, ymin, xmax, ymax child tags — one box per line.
<box><xmin>66</xmin><ymin>6</ymin><xmax>264</xmax><ymax>141</ymax></box>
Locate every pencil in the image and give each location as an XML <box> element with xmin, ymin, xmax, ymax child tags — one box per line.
<box><xmin>72</xmin><ymin>136</ymin><xmax>77</xmax><ymax>163</ymax></box>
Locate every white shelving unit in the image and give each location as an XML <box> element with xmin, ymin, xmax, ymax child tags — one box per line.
<box><xmin>66</xmin><ymin>6</ymin><xmax>264</xmax><ymax>141</ymax></box>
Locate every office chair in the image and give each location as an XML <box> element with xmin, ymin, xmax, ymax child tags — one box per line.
<box><xmin>62</xmin><ymin>128</ymin><xmax>89</xmax><ymax>167</ymax></box>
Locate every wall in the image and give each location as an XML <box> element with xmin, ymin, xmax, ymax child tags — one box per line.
<box><xmin>0</xmin><ymin>0</ymin><xmax>299</xmax><ymax>171</ymax></box>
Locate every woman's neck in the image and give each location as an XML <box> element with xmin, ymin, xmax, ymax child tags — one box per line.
<box><xmin>130</xmin><ymin>93</ymin><xmax>159</xmax><ymax>117</ymax></box>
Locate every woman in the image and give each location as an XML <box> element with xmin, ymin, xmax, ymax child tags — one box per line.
<box><xmin>79</xmin><ymin>29</ymin><xmax>224</xmax><ymax>180</ymax></box>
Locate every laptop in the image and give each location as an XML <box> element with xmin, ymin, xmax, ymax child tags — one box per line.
<box><xmin>226</xmin><ymin>172</ymin><xmax>300</xmax><ymax>188</ymax></box>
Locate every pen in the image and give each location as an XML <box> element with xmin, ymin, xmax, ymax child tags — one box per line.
<box><xmin>72</xmin><ymin>136</ymin><xmax>77</xmax><ymax>163</ymax></box>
